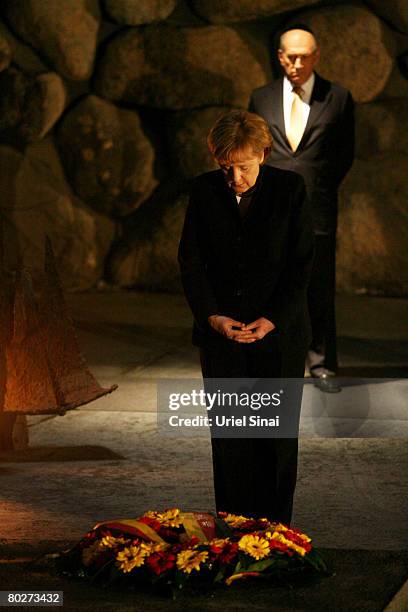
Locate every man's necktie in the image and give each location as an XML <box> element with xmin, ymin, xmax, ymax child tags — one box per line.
<box><xmin>287</xmin><ymin>86</ymin><xmax>304</xmax><ymax>152</ymax></box>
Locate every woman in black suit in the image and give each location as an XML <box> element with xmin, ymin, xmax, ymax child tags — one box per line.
<box><xmin>178</xmin><ymin>110</ymin><xmax>314</xmax><ymax>524</ymax></box>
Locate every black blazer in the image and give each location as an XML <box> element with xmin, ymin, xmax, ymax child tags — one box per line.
<box><xmin>178</xmin><ymin>165</ymin><xmax>314</xmax><ymax>354</ymax></box>
<box><xmin>249</xmin><ymin>73</ymin><xmax>354</xmax><ymax>233</ymax></box>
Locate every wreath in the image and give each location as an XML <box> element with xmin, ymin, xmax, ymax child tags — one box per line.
<box><xmin>57</xmin><ymin>508</ymin><xmax>328</xmax><ymax>594</ymax></box>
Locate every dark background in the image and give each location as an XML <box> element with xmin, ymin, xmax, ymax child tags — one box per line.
<box><xmin>0</xmin><ymin>0</ymin><xmax>407</xmax><ymax>295</ymax></box>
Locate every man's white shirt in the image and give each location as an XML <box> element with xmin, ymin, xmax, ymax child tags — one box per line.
<box><xmin>283</xmin><ymin>72</ymin><xmax>315</xmax><ymax>140</ymax></box>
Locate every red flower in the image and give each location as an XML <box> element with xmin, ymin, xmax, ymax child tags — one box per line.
<box><xmin>288</xmin><ymin>526</ymin><xmax>303</xmax><ymax>535</ymax></box>
<box><xmin>269</xmin><ymin>539</ymin><xmax>292</xmax><ymax>555</ymax></box>
<box><xmin>283</xmin><ymin>530</ymin><xmax>312</xmax><ymax>553</ymax></box>
<box><xmin>146</xmin><ymin>551</ymin><xmax>176</xmax><ymax>575</ymax></box>
<box><xmin>239</xmin><ymin>519</ymin><xmax>258</xmax><ymax>531</ymax></box>
<box><xmin>219</xmin><ymin>542</ymin><xmax>239</xmax><ymax>564</ymax></box>
<box><xmin>210</xmin><ymin>543</ymin><xmax>224</xmax><ymax>555</ymax></box>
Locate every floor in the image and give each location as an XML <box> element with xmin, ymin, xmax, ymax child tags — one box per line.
<box><xmin>0</xmin><ymin>291</ymin><xmax>407</xmax><ymax>553</ymax></box>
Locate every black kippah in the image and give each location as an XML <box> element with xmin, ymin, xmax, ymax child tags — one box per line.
<box><xmin>278</xmin><ymin>23</ymin><xmax>316</xmax><ymax>39</ymax></box>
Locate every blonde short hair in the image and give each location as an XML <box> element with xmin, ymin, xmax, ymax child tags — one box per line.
<box><xmin>207</xmin><ymin>110</ymin><xmax>273</xmax><ymax>162</ymax></box>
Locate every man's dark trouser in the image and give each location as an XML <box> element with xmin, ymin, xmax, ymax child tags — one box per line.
<box><xmin>200</xmin><ymin>338</ymin><xmax>305</xmax><ymax>525</ymax></box>
<box><xmin>308</xmin><ymin>233</ymin><xmax>337</xmax><ymax>373</ymax></box>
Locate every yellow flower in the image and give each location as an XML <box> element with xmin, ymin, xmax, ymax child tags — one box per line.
<box><xmin>159</xmin><ymin>508</ymin><xmax>184</xmax><ymax>527</ymax></box>
<box><xmin>223</xmin><ymin>513</ymin><xmax>250</xmax><ymax>528</ymax></box>
<box><xmin>238</xmin><ymin>535</ymin><xmax>270</xmax><ymax>560</ymax></box>
<box><xmin>143</xmin><ymin>510</ymin><xmax>160</xmax><ymax>524</ymax></box>
<box><xmin>144</xmin><ymin>508</ymin><xmax>183</xmax><ymax>528</ymax></box>
<box><xmin>176</xmin><ymin>549</ymin><xmax>209</xmax><ymax>574</ymax></box>
<box><xmin>116</xmin><ymin>544</ymin><xmax>149</xmax><ymax>573</ymax></box>
<box><xmin>209</xmin><ymin>538</ymin><xmax>229</xmax><ymax>548</ymax></box>
<box><xmin>100</xmin><ymin>535</ymin><xmax>127</xmax><ymax>548</ymax></box>
<box><xmin>83</xmin><ymin>535</ymin><xmax>131</xmax><ymax>567</ymax></box>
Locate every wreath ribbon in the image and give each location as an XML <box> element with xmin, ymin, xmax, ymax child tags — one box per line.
<box><xmin>93</xmin><ymin>519</ymin><xmax>165</xmax><ymax>544</ymax></box>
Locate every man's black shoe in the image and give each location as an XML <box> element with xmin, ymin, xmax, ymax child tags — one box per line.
<box><xmin>311</xmin><ymin>371</ymin><xmax>342</xmax><ymax>393</ymax></box>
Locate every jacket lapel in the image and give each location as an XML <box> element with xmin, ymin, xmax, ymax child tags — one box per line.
<box><xmin>257</xmin><ymin>80</ymin><xmax>286</xmax><ymax>143</ymax></box>
<box><xmin>296</xmin><ymin>73</ymin><xmax>332</xmax><ymax>151</ymax></box>
<box><xmin>273</xmin><ymin>79</ymin><xmax>286</xmax><ymax>143</ymax></box>
<box><xmin>241</xmin><ymin>167</ymin><xmax>268</xmax><ymax>226</ymax></box>
<box><xmin>212</xmin><ymin>171</ymin><xmax>242</xmax><ymax>222</ymax></box>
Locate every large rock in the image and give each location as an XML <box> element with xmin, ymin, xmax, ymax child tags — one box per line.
<box><xmin>57</xmin><ymin>95</ymin><xmax>157</xmax><ymax>217</ymax></box>
<box><xmin>355</xmin><ymin>99</ymin><xmax>408</xmax><ymax>159</ymax></box>
<box><xmin>366</xmin><ymin>0</ymin><xmax>408</xmax><ymax>34</ymax></box>
<box><xmin>164</xmin><ymin>1</ymin><xmax>207</xmax><ymax>26</ymax></box>
<box><xmin>337</xmin><ymin>157</ymin><xmax>408</xmax><ymax>295</ymax></box>
<box><xmin>107</xmin><ymin>188</ymin><xmax>188</xmax><ymax>291</ymax></box>
<box><xmin>0</xmin><ymin>20</ymin><xmax>47</xmax><ymax>74</ymax></box>
<box><xmin>27</xmin><ymin>72</ymin><xmax>67</xmax><ymax>140</ymax></box>
<box><xmin>3</xmin><ymin>0</ymin><xmax>100</xmax><ymax>80</ymax></box>
<box><xmin>0</xmin><ymin>141</ymin><xmax>115</xmax><ymax>291</ymax></box>
<box><xmin>167</xmin><ymin>107</ymin><xmax>230</xmax><ymax>178</ymax></box>
<box><xmin>291</xmin><ymin>5</ymin><xmax>396</xmax><ymax>103</ymax></box>
<box><xmin>95</xmin><ymin>24</ymin><xmax>270</xmax><ymax>109</ymax></box>
<box><xmin>104</xmin><ymin>0</ymin><xmax>177</xmax><ymax>25</ymax></box>
<box><xmin>0</xmin><ymin>30</ymin><xmax>12</xmax><ymax>72</ymax></box>
<box><xmin>190</xmin><ymin>0</ymin><xmax>321</xmax><ymax>23</ymax></box>
<box><xmin>0</xmin><ymin>68</ymin><xmax>66</xmax><ymax>142</ymax></box>
<box><xmin>0</xmin><ymin>69</ymin><xmax>25</xmax><ymax>135</ymax></box>
<box><xmin>379</xmin><ymin>64</ymin><xmax>408</xmax><ymax>99</ymax></box>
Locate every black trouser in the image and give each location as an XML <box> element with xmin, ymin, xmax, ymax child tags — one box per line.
<box><xmin>307</xmin><ymin>233</ymin><xmax>337</xmax><ymax>372</ymax></box>
<box><xmin>200</xmin><ymin>338</ymin><xmax>305</xmax><ymax>525</ymax></box>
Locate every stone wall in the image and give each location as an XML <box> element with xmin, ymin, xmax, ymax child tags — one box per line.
<box><xmin>0</xmin><ymin>0</ymin><xmax>407</xmax><ymax>294</ymax></box>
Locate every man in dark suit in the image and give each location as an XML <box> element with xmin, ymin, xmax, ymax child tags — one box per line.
<box><xmin>178</xmin><ymin>110</ymin><xmax>314</xmax><ymax>524</ymax></box>
<box><xmin>249</xmin><ymin>25</ymin><xmax>355</xmax><ymax>392</ymax></box>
